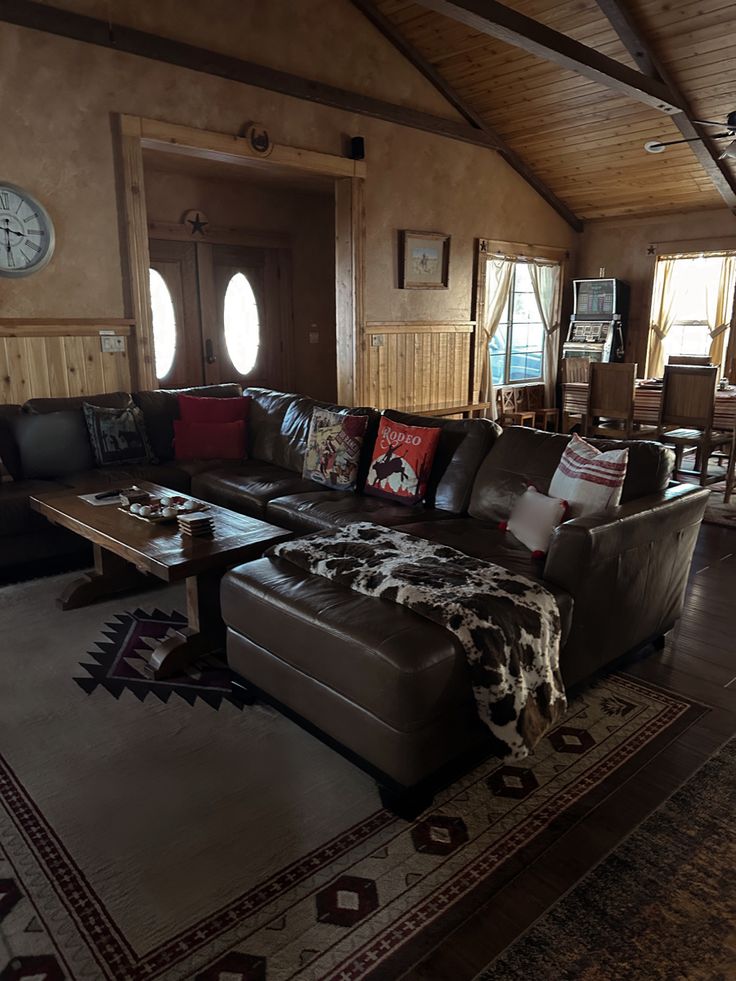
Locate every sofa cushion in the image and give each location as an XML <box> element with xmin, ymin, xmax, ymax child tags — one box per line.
<box><xmin>22</xmin><ymin>392</ymin><xmax>132</xmax><ymax>414</ymax></box>
<box><xmin>267</xmin><ymin>490</ymin><xmax>452</xmax><ymax>533</ymax></box>
<box><xmin>469</xmin><ymin>427</ymin><xmax>674</xmax><ymax>524</ymax></box>
<box><xmin>12</xmin><ymin>410</ymin><xmax>95</xmax><ymax>479</ymax></box>
<box><xmin>173</xmin><ymin>419</ymin><xmax>247</xmax><ymax>461</ymax></box>
<box><xmin>178</xmin><ymin>392</ymin><xmax>251</xmax><ymax>424</ymax></box>
<box><xmin>222</xmin><ymin>558</ymin><xmax>474</xmax><ymax>733</ymax></box>
<box><xmin>132</xmin><ymin>384</ymin><xmax>244</xmax><ymax>462</ymax></box>
<box><xmin>246</xmin><ymin>388</ymin><xmax>379</xmax><ymax>478</ymax></box>
<box><xmin>383</xmin><ymin>409</ymin><xmax>500</xmax><ymax>514</ymax></box>
<box><xmin>0</xmin><ymin>404</ymin><xmax>22</xmax><ymax>480</ymax></box>
<box><xmin>398</xmin><ymin>518</ymin><xmax>573</xmax><ymax>646</ymax></box>
<box><xmin>0</xmin><ymin>479</ymin><xmax>66</xmax><ymax>537</ymax></box>
<box><xmin>191</xmin><ymin>462</ymin><xmax>322</xmax><ymax>518</ymax></box>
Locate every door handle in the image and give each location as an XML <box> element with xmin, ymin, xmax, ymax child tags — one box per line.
<box><xmin>205</xmin><ymin>338</ymin><xmax>216</xmax><ymax>364</ymax></box>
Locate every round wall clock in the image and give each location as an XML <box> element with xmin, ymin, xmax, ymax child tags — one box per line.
<box><xmin>0</xmin><ymin>182</ymin><xmax>55</xmax><ymax>277</ymax></box>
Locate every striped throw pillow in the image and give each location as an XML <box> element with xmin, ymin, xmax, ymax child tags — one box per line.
<box><xmin>549</xmin><ymin>434</ymin><xmax>628</xmax><ymax>515</ymax></box>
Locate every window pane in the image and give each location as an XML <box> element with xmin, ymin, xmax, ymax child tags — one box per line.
<box><xmin>490</xmin><ymin>323</ymin><xmax>508</xmax><ymax>386</ymax></box>
<box><xmin>224</xmin><ymin>272</ymin><xmax>260</xmax><ymax>375</ymax></box>
<box><xmin>509</xmin><ymin>349</ymin><xmax>543</xmax><ymax>382</ymax></box>
<box><xmin>664</xmin><ymin>322</ymin><xmax>711</xmax><ymax>358</ymax></box>
<box><xmin>149</xmin><ymin>269</ymin><xmax>176</xmax><ymax>379</ymax></box>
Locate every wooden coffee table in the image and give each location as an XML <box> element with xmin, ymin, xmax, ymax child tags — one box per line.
<box><xmin>30</xmin><ymin>481</ymin><xmax>292</xmax><ymax>679</ymax></box>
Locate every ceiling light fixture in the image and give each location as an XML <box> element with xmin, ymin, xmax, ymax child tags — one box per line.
<box><xmin>643</xmin><ymin>110</ymin><xmax>736</xmax><ymax>154</ymax></box>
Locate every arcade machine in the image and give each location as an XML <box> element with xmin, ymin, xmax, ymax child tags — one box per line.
<box><xmin>560</xmin><ymin>278</ymin><xmax>630</xmax><ymax>430</ymax></box>
<box><xmin>562</xmin><ymin>278</ymin><xmax>630</xmax><ymax>363</ymax></box>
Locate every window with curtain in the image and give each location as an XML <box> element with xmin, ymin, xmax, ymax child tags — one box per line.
<box><xmin>648</xmin><ymin>252</ymin><xmax>736</xmax><ymax>376</ymax></box>
<box><xmin>490</xmin><ymin>262</ymin><xmax>546</xmax><ymax>386</ymax></box>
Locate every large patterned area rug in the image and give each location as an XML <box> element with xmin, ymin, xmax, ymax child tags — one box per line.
<box><xmin>703</xmin><ymin>481</ymin><xmax>736</xmax><ymax>528</ymax></box>
<box><xmin>0</xmin><ymin>574</ymin><xmax>708</xmax><ymax>981</ymax></box>
<box><xmin>478</xmin><ymin>738</ymin><xmax>736</xmax><ymax>981</ymax></box>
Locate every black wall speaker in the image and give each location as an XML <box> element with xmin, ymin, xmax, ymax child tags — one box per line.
<box><xmin>349</xmin><ymin>136</ymin><xmax>365</xmax><ymax>160</ymax></box>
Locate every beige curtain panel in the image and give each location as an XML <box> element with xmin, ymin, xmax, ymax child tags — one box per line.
<box><xmin>647</xmin><ymin>257</ymin><xmax>680</xmax><ymax>377</ymax></box>
<box><xmin>528</xmin><ymin>260</ymin><xmax>562</xmax><ymax>408</ymax></box>
<box><xmin>481</xmin><ymin>257</ymin><xmax>515</xmax><ymax>419</ymax></box>
<box><xmin>705</xmin><ymin>254</ymin><xmax>736</xmax><ymax>368</ymax></box>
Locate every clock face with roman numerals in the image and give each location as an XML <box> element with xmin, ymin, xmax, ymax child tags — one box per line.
<box><xmin>0</xmin><ymin>183</ymin><xmax>55</xmax><ymax>277</ymax></box>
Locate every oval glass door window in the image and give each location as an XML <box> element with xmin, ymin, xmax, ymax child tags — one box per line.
<box><xmin>224</xmin><ymin>272</ymin><xmax>260</xmax><ymax>375</ymax></box>
<box><xmin>149</xmin><ymin>269</ymin><xmax>176</xmax><ymax>379</ymax></box>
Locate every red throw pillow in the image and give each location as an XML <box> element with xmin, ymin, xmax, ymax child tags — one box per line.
<box><xmin>173</xmin><ymin>420</ymin><xmax>246</xmax><ymax>461</ymax></box>
<box><xmin>178</xmin><ymin>393</ymin><xmax>251</xmax><ymax>424</ymax></box>
<box><xmin>364</xmin><ymin>417</ymin><xmax>441</xmax><ymax>506</ymax></box>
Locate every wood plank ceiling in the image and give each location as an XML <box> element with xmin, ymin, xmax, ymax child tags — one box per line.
<box><xmin>373</xmin><ymin>0</ymin><xmax>736</xmax><ymax>219</ymax></box>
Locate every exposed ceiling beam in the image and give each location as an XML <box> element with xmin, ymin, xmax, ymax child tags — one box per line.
<box><xmin>0</xmin><ymin>0</ymin><xmax>507</xmax><ymax>155</ymax></box>
<box><xmin>415</xmin><ymin>0</ymin><xmax>686</xmax><ymax>115</ymax></box>
<box><xmin>594</xmin><ymin>0</ymin><xmax>736</xmax><ymax>212</ymax></box>
<box><xmin>350</xmin><ymin>0</ymin><xmax>582</xmax><ymax>231</ymax></box>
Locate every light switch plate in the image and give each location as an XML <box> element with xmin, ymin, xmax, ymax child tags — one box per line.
<box><xmin>308</xmin><ymin>331</ymin><xmax>320</xmax><ymax>345</ymax></box>
<box><xmin>100</xmin><ymin>335</ymin><xmax>126</xmax><ymax>353</ymax></box>
<box><xmin>371</xmin><ymin>335</ymin><xmax>384</xmax><ymax>347</ymax></box>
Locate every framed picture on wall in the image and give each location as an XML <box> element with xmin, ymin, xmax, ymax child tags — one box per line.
<box><xmin>400</xmin><ymin>230</ymin><xmax>450</xmax><ymax>289</ymax></box>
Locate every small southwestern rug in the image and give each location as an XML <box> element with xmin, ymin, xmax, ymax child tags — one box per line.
<box><xmin>477</xmin><ymin>738</ymin><xmax>736</xmax><ymax>981</ymax></box>
<box><xmin>0</xmin><ymin>574</ymin><xmax>709</xmax><ymax>981</ymax></box>
<box><xmin>74</xmin><ymin>605</ymin><xmax>248</xmax><ymax>710</ymax></box>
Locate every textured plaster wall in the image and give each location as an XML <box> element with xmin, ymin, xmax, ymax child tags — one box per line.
<box><xmin>144</xmin><ymin>169</ymin><xmax>337</xmax><ymax>401</ymax></box>
<box><xmin>576</xmin><ymin>209</ymin><xmax>736</xmax><ymax>374</ymax></box>
<box><xmin>0</xmin><ymin>1</ymin><xmax>576</xmax><ymax>350</ymax></box>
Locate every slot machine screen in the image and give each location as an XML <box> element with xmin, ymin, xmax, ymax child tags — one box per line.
<box><xmin>577</xmin><ymin>281</ymin><xmax>614</xmax><ymax>317</ymax></box>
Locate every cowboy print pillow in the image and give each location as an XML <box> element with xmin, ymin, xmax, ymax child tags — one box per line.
<box><xmin>364</xmin><ymin>416</ymin><xmax>440</xmax><ymax>506</ymax></box>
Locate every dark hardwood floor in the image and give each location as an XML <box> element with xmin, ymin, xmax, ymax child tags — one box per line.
<box><xmin>403</xmin><ymin>521</ymin><xmax>736</xmax><ymax>981</ymax></box>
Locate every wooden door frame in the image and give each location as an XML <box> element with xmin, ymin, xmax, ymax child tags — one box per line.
<box><xmin>117</xmin><ymin>114</ymin><xmax>366</xmax><ymax>401</ymax></box>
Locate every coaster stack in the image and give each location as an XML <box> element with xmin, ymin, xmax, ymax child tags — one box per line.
<box><xmin>178</xmin><ymin>512</ymin><xmax>215</xmax><ymax>539</ymax></box>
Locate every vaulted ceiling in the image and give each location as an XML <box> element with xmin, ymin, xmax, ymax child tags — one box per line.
<box><xmin>369</xmin><ymin>0</ymin><xmax>736</xmax><ymax>221</ymax></box>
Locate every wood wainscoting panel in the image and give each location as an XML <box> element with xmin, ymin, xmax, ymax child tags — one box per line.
<box><xmin>0</xmin><ymin>321</ymin><xmax>133</xmax><ymax>404</ymax></box>
<box><xmin>363</xmin><ymin>322</ymin><xmax>474</xmax><ymax>412</ymax></box>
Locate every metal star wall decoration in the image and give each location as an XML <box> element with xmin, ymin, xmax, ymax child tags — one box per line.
<box><xmin>647</xmin><ymin>245</ymin><xmax>656</xmax><ymax>254</ymax></box>
<box><xmin>187</xmin><ymin>212</ymin><xmax>208</xmax><ymax>236</ymax></box>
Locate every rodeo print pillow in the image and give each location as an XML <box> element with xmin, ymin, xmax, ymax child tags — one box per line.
<box><xmin>364</xmin><ymin>416</ymin><xmax>440</xmax><ymax>506</ymax></box>
<box><xmin>302</xmin><ymin>408</ymin><xmax>368</xmax><ymax>491</ymax></box>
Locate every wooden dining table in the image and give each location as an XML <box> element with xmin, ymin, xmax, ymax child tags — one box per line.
<box><xmin>562</xmin><ymin>381</ymin><xmax>736</xmax><ymax>430</ymax></box>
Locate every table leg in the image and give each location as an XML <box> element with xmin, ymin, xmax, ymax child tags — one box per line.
<box><xmin>148</xmin><ymin>571</ymin><xmax>225</xmax><ymax>679</ymax></box>
<box><xmin>57</xmin><ymin>544</ymin><xmax>150</xmax><ymax>610</ymax></box>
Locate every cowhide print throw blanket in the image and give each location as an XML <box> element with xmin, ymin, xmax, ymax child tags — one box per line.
<box><xmin>269</xmin><ymin>522</ymin><xmax>567</xmax><ymax>760</ymax></box>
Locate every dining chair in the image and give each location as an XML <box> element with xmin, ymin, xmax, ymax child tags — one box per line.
<box><xmin>560</xmin><ymin>357</ymin><xmax>590</xmax><ymax>432</ymax></box>
<box><xmin>583</xmin><ymin>362</ymin><xmax>645</xmax><ymax>439</ymax></box>
<box><xmin>667</xmin><ymin>355</ymin><xmax>712</xmax><ymax>367</ymax></box>
<box><xmin>658</xmin><ymin>365</ymin><xmax>732</xmax><ymax>487</ymax></box>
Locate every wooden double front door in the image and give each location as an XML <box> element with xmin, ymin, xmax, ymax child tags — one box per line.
<box><xmin>149</xmin><ymin>239</ymin><xmax>291</xmax><ymax>390</ymax></box>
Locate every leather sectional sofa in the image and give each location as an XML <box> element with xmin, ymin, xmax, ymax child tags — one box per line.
<box><xmin>0</xmin><ymin>383</ymin><xmax>709</xmax><ymax>812</ymax></box>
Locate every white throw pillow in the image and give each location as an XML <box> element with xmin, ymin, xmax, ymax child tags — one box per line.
<box><xmin>549</xmin><ymin>433</ymin><xmax>629</xmax><ymax>515</ymax></box>
<box><xmin>505</xmin><ymin>486</ymin><xmax>568</xmax><ymax>557</ymax></box>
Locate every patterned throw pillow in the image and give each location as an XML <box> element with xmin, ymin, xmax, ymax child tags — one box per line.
<box><xmin>83</xmin><ymin>403</ymin><xmax>157</xmax><ymax>467</ymax></box>
<box><xmin>502</xmin><ymin>486</ymin><xmax>568</xmax><ymax>557</ymax></box>
<box><xmin>364</xmin><ymin>416</ymin><xmax>441</xmax><ymax>506</ymax></box>
<box><xmin>549</xmin><ymin>433</ymin><xmax>628</xmax><ymax>515</ymax></box>
<box><xmin>302</xmin><ymin>408</ymin><xmax>368</xmax><ymax>491</ymax></box>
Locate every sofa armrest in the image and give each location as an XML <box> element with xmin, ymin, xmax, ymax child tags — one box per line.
<box><xmin>543</xmin><ymin>483</ymin><xmax>709</xmax><ymax>686</ymax></box>
<box><xmin>544</xmin><ymin>484</ymin><xmax>709</xmax><ymax>593</ymax></box>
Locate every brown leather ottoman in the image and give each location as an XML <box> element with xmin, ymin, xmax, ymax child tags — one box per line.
<box><xmin>221</xmin><ymin>556</ymin><xmax>493</xmax><ymax>804</ymax></box>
